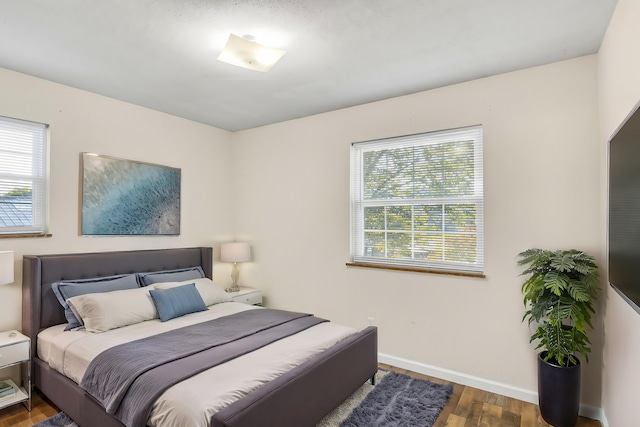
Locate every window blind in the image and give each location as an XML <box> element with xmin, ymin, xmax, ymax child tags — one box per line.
<box><xmin>351</xmin><ymin>125</ymin><xmax>484</xmax><ymax>274</ymax></box>
<box><xmin>0</xmin><ymin>116</ymin><xmax>49</xmax><ymax>234</ymax></box>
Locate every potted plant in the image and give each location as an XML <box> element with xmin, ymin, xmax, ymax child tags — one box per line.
<box><xmin>517</xmin><ymin>248</ymin><xmax>599</xmax><ymax>427</ymax></box>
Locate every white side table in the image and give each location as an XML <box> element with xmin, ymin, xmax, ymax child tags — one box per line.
<box><xmin>229</xmin><ymin>287</ymin><xmax>263</xmax><ymax>306</ymax></box>
<box><xmin>0</xmin><ymin>330</ymin><xmax>31</xmax><ymax>411</ymax></box>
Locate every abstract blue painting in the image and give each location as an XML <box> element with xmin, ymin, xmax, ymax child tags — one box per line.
<box><xmin>81</xmin><ymin>153</ymin><xmax>181</xmax><ymax>235</ymax></box>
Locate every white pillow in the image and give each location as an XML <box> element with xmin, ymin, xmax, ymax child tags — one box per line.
<box><xmin>152</xmin><ymin>278</ymin><xmax>232</xmax><ymax>307</ymax></box>
<box><xmin>67</xmin><ymin>287</ymin><xmax>158</xmax><ymax>333</ymax></box>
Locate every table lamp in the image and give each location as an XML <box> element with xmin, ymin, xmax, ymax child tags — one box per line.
<box><xmin>221</xmin><ymin>242</ymin><xmax>251</xmax><ymax>293</ymax></box>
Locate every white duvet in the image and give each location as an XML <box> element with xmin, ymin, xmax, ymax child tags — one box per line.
<box><xmin>38</xmin><ymin>302</ymin><xmax>356</xmax><ymax>427</ymax></box>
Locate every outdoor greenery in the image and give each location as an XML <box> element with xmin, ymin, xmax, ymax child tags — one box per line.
<box><xmin>517</xmin><ymin>249</ymin><xmax>599</xmax><ymax>367</ymax></box>
<box><xmin>363</xmin><ymin>140</ymin><xmax>475</xmax><ymax>199</ymax></box>
<box><xmin>362</xmin><ymin>140</ymin><xmax>478</xmax><ymax>263</ymax></box>
<box><xmin>4</xmin><ymin>187</ymin><xmax>32</xmax><ymax>197</ymax></box>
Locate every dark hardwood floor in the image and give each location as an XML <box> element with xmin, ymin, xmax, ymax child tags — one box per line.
<box><xmin>0</xmin><ymin>365</ymin><xmax>602</xmax><ymax>427</ymax></box>
<box><xmin>381</xmin><ymin>364</ymin><xmax>601</xmax><ymax>427</ymax></box>
<box><xmin>0</xmin><ymin>393</ymin><xmax>58</xmax><ymax>427</ymax></box>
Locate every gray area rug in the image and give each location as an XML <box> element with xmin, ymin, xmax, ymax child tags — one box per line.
<box><xmin>319</xmin><ymin>371</ymin><xmax>453</xmax><ymax>427</ymax></box>
<box><xmin>34</xmin><ymin>371</ymin><xmax>451</xmax><ymax>427</ymax></box>
<box><xmin>32</xmin><ymin>412</ymin><xmax>77</xmax><ymax>427</ymax></box>
<box><xmin>317</xmin><ymin>370</ymin><xmax>391</xmax><ymax>426</ymax></box>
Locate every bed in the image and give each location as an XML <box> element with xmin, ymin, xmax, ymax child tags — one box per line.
<box><xmin>21</xmin><ymin>247</ymin><xmax>378</xmax><ymax>427</ymax></box>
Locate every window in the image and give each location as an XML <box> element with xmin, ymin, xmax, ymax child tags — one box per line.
<box><xmin>0</xmin><ymin>116</ymin><xmax>49</xmax><ymax>235</ymax></box>
<box><xmin>351</xmin><ymin>125</ymin><xmax>483</xmax><ymax>275</ymax></box>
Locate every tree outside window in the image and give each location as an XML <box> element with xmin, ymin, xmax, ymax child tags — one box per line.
<box><xmin>351</xmin><ymin>126</ymin><xmax>483</xmax><ymax>274</ymax></box>
<box><xmin>0</xmin><ymin>116</ymin><xmax>48</xmax><ymax>235</ymax></box>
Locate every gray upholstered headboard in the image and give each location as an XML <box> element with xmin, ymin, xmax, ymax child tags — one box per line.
<box><xmin>22</xmin><ymin>247</ymin><xmax>213</xmax><ymax>358</ymax></box>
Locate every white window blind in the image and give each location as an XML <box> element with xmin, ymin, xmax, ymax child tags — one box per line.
<box><xmin>351</xmin><ymin>125</ymin><xmax>484</xmax><ymax>274</ymax></box>
<box><xmin>0</xmin><ymin>116</ymin><xmax>49</xmax><ymax>235</ymax></box>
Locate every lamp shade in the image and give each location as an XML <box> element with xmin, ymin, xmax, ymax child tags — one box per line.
<box><xmin>0</xmin><ymin>251</ymin><xmax>14</xmax><ymax>285</ymax></box>
<box><xmin>221</xmin><ymin>242</ymin><xmax>251</xmax><ymax>263</ymax></box>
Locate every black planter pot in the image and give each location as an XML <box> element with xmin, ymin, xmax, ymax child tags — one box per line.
<box><xmin>537</xmin><ymin>351</ymin><xmax>581</xmax><ymax>427</ymax></box>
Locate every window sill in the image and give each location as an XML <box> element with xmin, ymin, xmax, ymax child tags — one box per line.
<box><xmin>0</xmin><ymin>233</ymin><xmax>52</xmax><ymax>239</ymax></box>
<box><xmin>345</xmin><ymin>262</ymin><xmax>485</xmax><ymax>278</ymax></box>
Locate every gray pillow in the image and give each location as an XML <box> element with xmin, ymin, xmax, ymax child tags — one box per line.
<box><xmin>149</xmin><ymin>283</ymin><xmax>208</xmax><ymax>322</ymax></box>
<box><xmin>138</xmin><ymin>266</ymin><xmax>205</xmax><ymax>286</ymax></box>
<box><xmin>52</xmin><ymin>274</ymin><xmax>140</xmax><ymax>330</ymax></box>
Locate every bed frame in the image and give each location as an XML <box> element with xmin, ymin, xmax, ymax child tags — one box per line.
<box><xmin>21</xmin><ymin>247</ymin><xmax>378</xmax><ymax>427</ymax></box>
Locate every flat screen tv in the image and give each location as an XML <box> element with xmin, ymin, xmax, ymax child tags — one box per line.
<box><xmin>609</xmin><ymin>101</ymin><xmax>640</xmax><ymax>315</ymax></box>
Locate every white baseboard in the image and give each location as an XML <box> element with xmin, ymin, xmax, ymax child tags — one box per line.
<box><xmin>378</xmin><ymin>353</ymin><xmax>605</xmax><ymax>423</ymax></box>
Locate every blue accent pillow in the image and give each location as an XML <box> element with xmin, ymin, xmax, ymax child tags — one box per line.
<box><xmin>149</xmin><ymin>283</ymin><xmax>208</xmax><ymax>322</ymax></box>
<box><xmin>51</xmin><ymin>274</ymin><xmax>140</xmax><ymax>330</ymax></box>
<box><xmin>138</xmin><ymin>267</ymin><xmax>205</xmax><ymax>286</ymax></box>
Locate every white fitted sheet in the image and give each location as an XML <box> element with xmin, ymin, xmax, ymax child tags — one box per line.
<box><xmin>38</xmin><ymin>302</ymin><xmax>356</xmax><ymax>427</ymax></box>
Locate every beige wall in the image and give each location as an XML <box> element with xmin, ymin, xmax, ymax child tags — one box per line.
<box><xmin>0</xmin><ymin>67</ymin><xmax>235</xmax><ymax>333</ymax></box>
<box><xmin>598</xmin><ymin>0</ymin><xmax>640</xmax><ymax>424</ymax></box>
<box><xmin>232</xmin><ymin>56</ymin><xmax>603</xmax><ymax>406</ymax></box>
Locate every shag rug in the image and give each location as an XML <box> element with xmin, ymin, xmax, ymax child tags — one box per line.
<box><xmin>34</xmin><ymin>371</ymin><xmax>452</xmax><ymax>427</ymax></box>
<box><xmin>32</xmin><ymin>412</ymin><xmax>77</xmax><ymax>427</ymax></box>
<box><xmin>318</xmin><ymin>371</ymin><xmax>453</xmax><ymax>427</ymax></box>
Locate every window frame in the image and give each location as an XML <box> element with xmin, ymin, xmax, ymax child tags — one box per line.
<box><xmin>0</xmin><ymin>115</ymin><xmax>49</xmax><ymax>236</ymax></box>
<box><xmin>350</xmin><ymin>125</ymin><xmax>484</xmax><ymax>275</ymax></box>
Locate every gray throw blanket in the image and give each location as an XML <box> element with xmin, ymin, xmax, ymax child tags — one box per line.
<box><xmin>80</xmin><ymin>308</ymin><xmax>328</xmax><ymax>427</ymax></box>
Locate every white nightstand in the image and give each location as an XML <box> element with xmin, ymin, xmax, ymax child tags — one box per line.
<box><xmin>0</xmin><ymin>330</ymin><xmax>31</xmax><ymax>411</ymax></box>
<box><xmin>229</xmin><ymin>287</ymin><xmax>263</xmax><ymax>306</ymax></box>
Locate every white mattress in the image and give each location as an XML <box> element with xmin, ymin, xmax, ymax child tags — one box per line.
<box><xmin>38</xmin><ymin>302</ymin><xmax>356</xmax><ymax>427</ymax></box>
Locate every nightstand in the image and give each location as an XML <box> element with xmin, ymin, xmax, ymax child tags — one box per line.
<box><xmin>229</xmin><ymin>286</ymin><xmax>263</xmax><ymax>306</ymax></box>
<box><xmin>0</xmin><ymin>330</ymin><xmax>31</xmax><ymax>411</ymax></box>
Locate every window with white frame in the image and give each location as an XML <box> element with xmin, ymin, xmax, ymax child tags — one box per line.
<box><xmin>0</xmin><ymin>116</ymin><xmax>49</xmax><ymax>235</ymax></box>
<box><xmin>351</xmin><ymin>125</ymin><xmax>483</xmax><ymax>274</ymax></box>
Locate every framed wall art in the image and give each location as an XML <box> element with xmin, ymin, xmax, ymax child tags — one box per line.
<box><xmin>80</xmin><ymin>153</ymin><xmax>181</xmax><ymax>235</ymax></box>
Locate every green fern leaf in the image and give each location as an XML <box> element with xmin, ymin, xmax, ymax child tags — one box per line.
<box><xmin>518</xmin><ymin>248</ymin><xmax>599</xmax><ymax>365</ymax></box>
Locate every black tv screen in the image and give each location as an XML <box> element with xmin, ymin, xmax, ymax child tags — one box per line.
<box><xmin>609</xmin><ymin>101</ymin><xmax>640</xmax><ymax>314</ymax></box>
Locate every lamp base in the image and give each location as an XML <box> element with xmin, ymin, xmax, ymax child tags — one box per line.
<box><xmin>226</xmin><ymin>262</ymin><xmax>241</xmax><ymax>293</ymax></box>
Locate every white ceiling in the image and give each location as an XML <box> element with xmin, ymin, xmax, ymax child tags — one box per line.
<box><xmin>0</xmin><ymin>0</ymin><xmax>618</xmax><ymax>132</ymax></box>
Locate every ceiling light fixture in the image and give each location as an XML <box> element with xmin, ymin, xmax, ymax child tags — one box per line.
<box><xmin>217</xmin><ymin>33</ymin><xmax>286</xmax><ymax>72</ymax></box>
